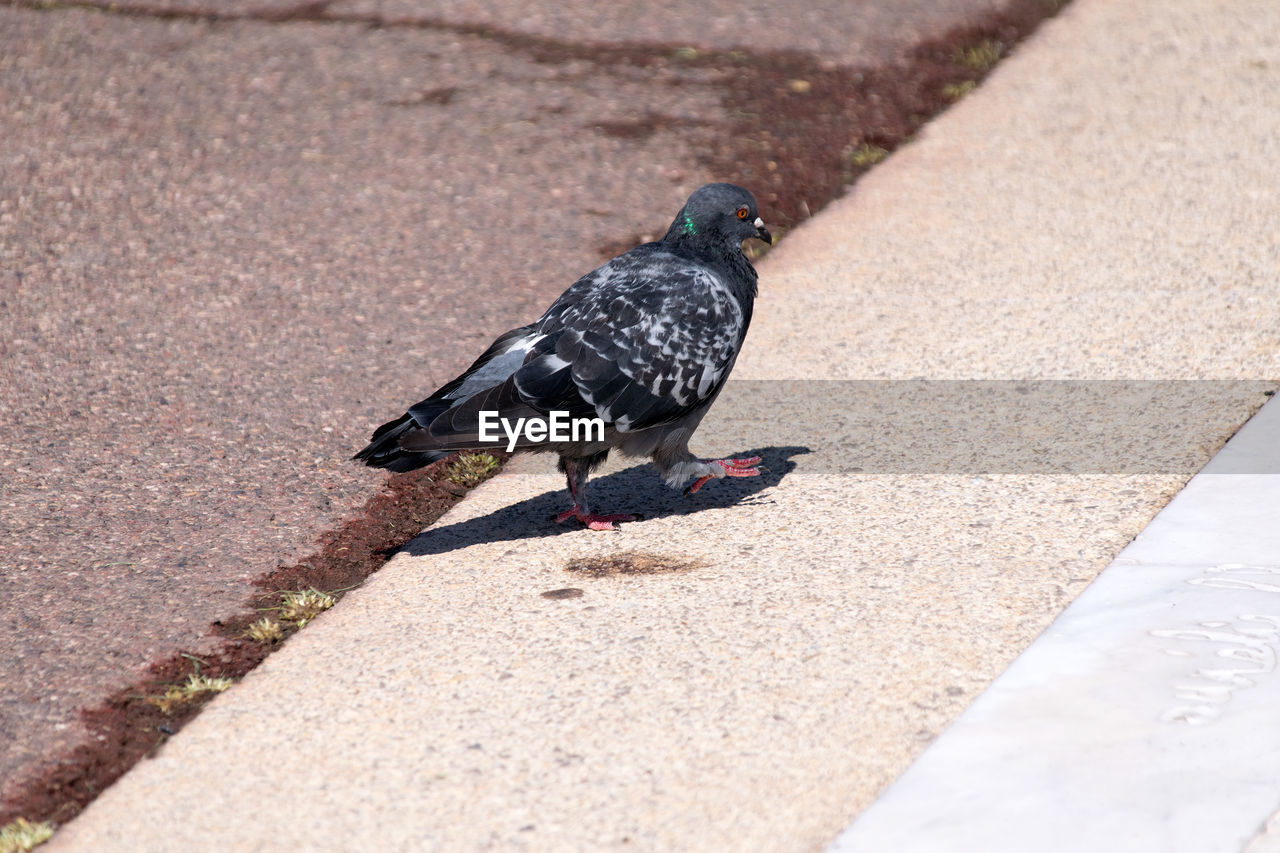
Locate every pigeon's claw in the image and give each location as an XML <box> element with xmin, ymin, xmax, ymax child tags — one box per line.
<box><xmin>684</xmin><ymin>456</ymin><xmax>763</xmax><ymax>495</ymax></box>
<box><xmin>554</xmin><ymin>506</ymin><xmax>637</xmax><ymax>532</ymax></box>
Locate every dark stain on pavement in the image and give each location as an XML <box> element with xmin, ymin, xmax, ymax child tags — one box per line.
<box><xmin>592</xmin><ymin>112</ymin><xmax>712</xmax><ymax>142</ymax></box>
<box><xmin>541</xmin><ymin>587</ymin><xmax>585</xmax><ymax>600</ymax></box>
<box><xmin>565</xmin><ymin>552</ymin><xmax>705</xmax><ymax>578</ymax></box>
<box><xmin>384</xmin><ymin>85</ymin><xmax>460</xmax><ymax>107</ymax></box>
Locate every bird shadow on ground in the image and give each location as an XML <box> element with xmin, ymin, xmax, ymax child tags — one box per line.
<box><xmin>403</xmin><ymin>445</ymin><xmax>810</xmax><ymax>556</ymax></box>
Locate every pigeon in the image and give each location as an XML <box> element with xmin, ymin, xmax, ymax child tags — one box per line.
<box><xmin>354</xmin><ymin>182</ymin><xmax>772</xmax><ymax>530</ymax></box>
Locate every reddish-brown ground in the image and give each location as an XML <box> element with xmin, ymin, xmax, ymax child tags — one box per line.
<box><xmin>1</xmin><ymin>0</ymin><xmax>1067</xmax><ymax>829</ymax></box>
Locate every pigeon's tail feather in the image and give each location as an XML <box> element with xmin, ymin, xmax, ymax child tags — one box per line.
<box><xmin>402</xmin><ymin>377</ymin><xmax>547</xmax><ymax>454</ymax></box>
<box><xmin>371</xmin><ymin>449</ymin><xmax>453</xmax><ymax>473</ymax></box>
<box><xmin>352</xmin><ymin>411</ymin><xmax>453</xmax><ymax>472</ymax></box>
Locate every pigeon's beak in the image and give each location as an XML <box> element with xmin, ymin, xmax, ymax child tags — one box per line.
<box><xmin>754</xmin><ymin>216</ymin><xmax>773</xmax><ymax>245</ymax></box>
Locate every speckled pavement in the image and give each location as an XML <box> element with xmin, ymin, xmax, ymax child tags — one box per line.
<box><xmin>43</xmin><ymin>0</ymin><xmax>1280</xmax><ymax>848</ymax></box>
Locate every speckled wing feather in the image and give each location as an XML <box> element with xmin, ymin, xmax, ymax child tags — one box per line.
<box><xmin>512</xmin><ymin>243</ymin><xmax>752</xmax><ymax>433</ymax></box>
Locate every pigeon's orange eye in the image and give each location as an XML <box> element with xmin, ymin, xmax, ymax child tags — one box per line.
<box><xmin>736</xmin><ymin>207</ymin><xmax>749</xmax><ymax>220</ymax></box>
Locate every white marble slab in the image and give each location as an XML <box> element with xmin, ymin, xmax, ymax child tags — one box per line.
<box><xmin>828</xmin><ymin>396</ymin><xmax>1280</xmax><ymax>853</ymax></box>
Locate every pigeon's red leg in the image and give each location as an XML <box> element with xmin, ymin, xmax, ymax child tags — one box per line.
<box><xmin>684</xmin><ymin>456</ymin><xmax>762</xmax><ymax>495</ymax></box>
<box><xmin>554</xmin><ymin>507</ymin><xmax>636</xmax><ymax>531</ymax></box>
<box><xmin>555</xmin><ymin>456</ymin><xmax>636</xmax><ymax>531</ymax></box>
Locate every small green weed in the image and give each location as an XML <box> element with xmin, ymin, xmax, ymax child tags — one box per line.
<box><xmin>447</xmin><ymin>453</ymin><xmax>499</xmax><ymax>488</ymax></box>
<box><xmin>278</xmin><ymin>588</ymin><xmax>335</xmax><ymax>627</ymax></box>
<box><xmin>844</xmin><ymin>143</ymin><xmax>889</xmax><ymax>167</ymax></box>
<box><xmin>145</xmin><ymin>673</ymin><xmax>233</xmax><ymax>715</ymax></box>
<box><xmin>959</xmin><ymin>40</ymin><xmax>1003</xmax><ymax>71</ymax></box>
<box><xmin>0</xmin><ymin>818</ymin><xmax>55</xmax><ymax>853</ymax></box>
<box><xmin>246</xmin><ymin>617</ymin><xmax>285</xmax><ymax>643</ymax></box>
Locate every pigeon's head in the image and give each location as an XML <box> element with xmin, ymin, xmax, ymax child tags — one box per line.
<box><xmin>664</xmin><ymin>183</ymin><xmax>772</xmax><ymax>249</ymax></box>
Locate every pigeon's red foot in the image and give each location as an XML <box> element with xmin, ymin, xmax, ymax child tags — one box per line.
<box><xmin>684</xmin><ymin>456</ymin><xmax>763</xmax><ymax>495</ymax></box>
<box><xmin>554</xmin><ymin>506</ymin><xmax>637</xmax><ymax>532</ymax></box>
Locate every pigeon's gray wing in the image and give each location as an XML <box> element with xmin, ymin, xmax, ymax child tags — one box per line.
<box><xmin>514</xmin><ymin>249</ymin><xmax>750</xmax><ymax>433</ymax></box>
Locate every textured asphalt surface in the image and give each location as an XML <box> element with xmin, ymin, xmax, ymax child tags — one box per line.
<box><xmin>0</xmin><ymin>0</ymin><xmax>1024</xmax><ymax>820</ymax></box>
<box><xmin>38</xmin><ymin>0</ymin><xmax>1280</xmax><ymax>847</ymax></box>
